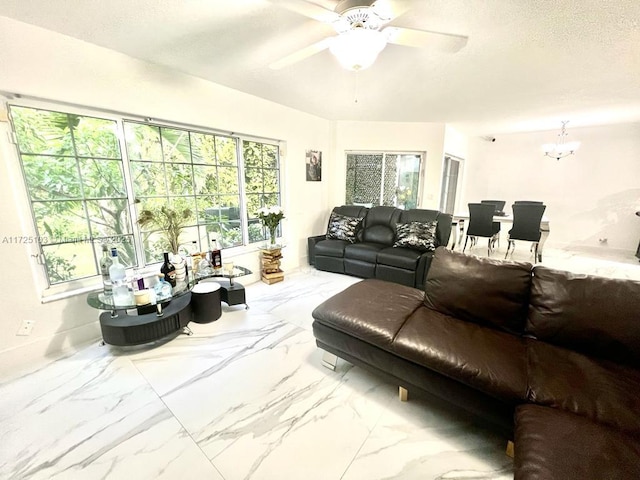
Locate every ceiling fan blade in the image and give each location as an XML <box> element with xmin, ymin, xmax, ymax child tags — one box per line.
<box><xmin>269</xmin><ymin>37</ymin><xmax>333</xmax><ymax>69</ymax></box>
<box><xmin>271</xmin><ymin>0</ymin><xmax>340</xmax><ymax>23</ymax></box>
<box><xmin>384</xmin><ymin>26</ymin><xmax>468</xmax><ymax>52</ymax></box>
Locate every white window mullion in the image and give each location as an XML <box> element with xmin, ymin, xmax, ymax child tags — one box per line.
<box><xmin>115</xmin><ymin>119</ymin><xmax>145</xmax><ymax>268</ymax></box>
<box><xmin>380</xmin><ymin>154</ymin><xmax>386</xmax><ymax>206</ymax></box>
<box><xmin>237</xmin><ymin>137</ymin><xmax>249</xmax><ymax>245</ymax></box>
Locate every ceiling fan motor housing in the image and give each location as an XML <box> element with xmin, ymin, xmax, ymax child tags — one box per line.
<box><xmin>333</xmin><ymin>0</ymin><xmax>386</xmax><ymax>33</ymax></box>
<box><xmin>335</xmin><ymin>0</ymin><xmax>377</xmax><ymax>15</ymax></box>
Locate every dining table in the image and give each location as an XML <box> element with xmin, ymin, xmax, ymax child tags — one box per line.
<box><xmin>450</xmin><ymin>214</ymin><xmax>550</xmax><ymax>262</ymax></box>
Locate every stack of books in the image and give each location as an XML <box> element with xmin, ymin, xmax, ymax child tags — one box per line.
<box><xmin>261</xmin><ymin>247</ymin><xmax>284</xmax><ymax>284</ymax></box>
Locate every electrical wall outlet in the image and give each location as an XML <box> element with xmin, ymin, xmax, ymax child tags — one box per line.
<box><xmin>16</xmin><ymin>320</ymin><xmax>35</xmax><ymax>336</ymax></box>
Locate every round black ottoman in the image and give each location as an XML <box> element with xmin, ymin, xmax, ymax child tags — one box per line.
<box><xmin>191</xmin><ymin>282</ymin><xmax>222</xmax><ymax>323</ymax></box>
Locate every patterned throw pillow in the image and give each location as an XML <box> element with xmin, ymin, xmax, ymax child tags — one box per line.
<box><xmin>326</xmin><ymin>212</ymin><xmax>363</xmax><ymax>243</ymax></box>
<box><xmin>394</xmin><ymin>221</ymin><xmax>437</xmax><ymax>252</ymax></box>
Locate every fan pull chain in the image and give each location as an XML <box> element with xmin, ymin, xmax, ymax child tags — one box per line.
<box><xmin>354</xmin><ymin>71</ymin><xmax>359</xmax><ymax>104</ymax></box>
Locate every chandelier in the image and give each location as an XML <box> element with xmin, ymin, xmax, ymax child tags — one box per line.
<box><xmin>542</xmin><ymin>121</ymin><xmax>580</xmax><ymax>160</ymax></box>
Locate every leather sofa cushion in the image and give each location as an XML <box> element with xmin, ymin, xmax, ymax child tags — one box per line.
<box><xmin>312</xmin><ymin>279</ymin><xmax>424</xmax><ymax>348</ymax></box>
<box><xmin>514</xmin><ymin>404</ymin><xmax>640</xmax><ymax>480</ymax></box>
<box><xmin>314</xmin><ymin>239</ymin><xmax>350</xmax><ymax>258</ymax></box>
<box><xmin>361</xmin><ymin>206</ymin><xmax>400</xmax><ymax>245</ymax></box>
<box><xmin>399</xmin><ymin>209</ymin><xmax>439</xmax><ymax>223</ymax></box>
<box><xmin>377</xmin><ymin>247</ymin><xmax>423</xmax><ymax>270</ymax></box>
<box><xmin>527</xmin><ymin>340</ymin><xmax>640</xmax><ymax>434</ymax></box>
<box><xmin>424</xmin><ymin>247</ymin><xmax>532</xmax><ymax>334</ymax></box>
<box><xmin>331</xmin><ymin>205</ymin><xmax>369</xmax><ymax>219</ymax></box>
<box><xmin>344</xmin><ymin>242</ymin><xmax>385</xmax><ymax>263</ymax></box>
<box><xmin>528</xmin><ymin>266</ymin><xmax>640</xmax><ymax>367</ymax></box>
<box><xmin>392</xmin><ymin>307</ymin><xmax>528</xmax><ymax>403</ymax></box>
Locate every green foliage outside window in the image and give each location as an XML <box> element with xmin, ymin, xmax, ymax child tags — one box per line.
<box><xmin>11</xmin><ymin>106</ymin><xmax>134</xmax><ymax>284</ymax></box>
<box><xmin>10</xmin><ymin>105</ymin><xmax>281</xmax><ymax>287</ymax></box>
<box><xmin>243</xmin><ymin>141</ymin><xmax>281</xmax><ymax>242</ymax></box>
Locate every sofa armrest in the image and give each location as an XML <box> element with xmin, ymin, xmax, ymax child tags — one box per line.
<box><xmin>436</xmin><ymin>213</ymin><xmax>453</xmax><ymax>247</ymax></box>
<box><xmin>415</xmin><ymin>251</ymin><xmax>436</xmax><ymax>290</ymax></box>
<box><xmin>307</xmin><ymin>234</ymin><xmax>327</xmax><ymax>265</ymax></box>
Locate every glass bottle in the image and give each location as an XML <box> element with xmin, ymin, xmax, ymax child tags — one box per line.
<box><xmin>109</xmin><ymin>248</ymin><xmax>130</xmax><ymax>306</ymax></box>
<box><xmin>185</xmin><ymin>240</ymin><xmax>199</xmax><ymax>283</ymax></box>
<box><xmin>99</xmin><ymin>244</ymin><xmax>113</xmax><ymax>300</ymax></box>
<box><xmin>211</xmin><ymin>238</ymin><xmax>222</xmax><ymax>269</ymax></box>
<box><xmin>160</xmin><ymin>252</ymin><xmax>177</xmax><ymax>287</ymax></box>
<box><xmin>132</xmin><ymin>267</ymin><xmax>145</xmax><ymax>291</ymax></box>
<box><xmin>197</xmin><ymin>251</ymin><xmax>213</xmax><ymax>278</ymax></box>
<box><xmin>154</xmin><ymin>274</ymin><xmax>173</xmax><ymax>301</ymax></box>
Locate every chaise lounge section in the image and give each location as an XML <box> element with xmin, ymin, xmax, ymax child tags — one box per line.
<box><xmin>311</xmin><ymin>247</ymin><xmax>640</xmax><ymax>479</ymax></box>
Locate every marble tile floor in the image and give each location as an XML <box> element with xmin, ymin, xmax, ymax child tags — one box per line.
<box><xmin>1</xmin><ymin>246</ymin><xmax>638</xmax><ymax>480</ymax></box>
<box><xmin>459</xmin><ymin>242</ymin><xmax>640</xmax><ymax>281</ymax></box>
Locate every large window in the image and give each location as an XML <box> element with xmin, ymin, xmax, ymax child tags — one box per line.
<box><xmin>124</xmin><ymin>121</ymin><xmax>243</xmax><ymax>262</ymax></box>
<box><xmin>9</xmin><ymin>104</ymin><xmax>281</xmax><ymax>287</ymax></box>
<box><xmin>243</xmin><ymin>140</ymin><xmax>281</xmax><ymax>242</ymax></box>
<box><xmin>11</xmin><ymin>106</ymin><xmax>134</xmax><ymax>283</ymax></box>
<box><xmin>346</xmin><ymin>152</ymin><xmax>421</xmax><ymax>209</ymax></box>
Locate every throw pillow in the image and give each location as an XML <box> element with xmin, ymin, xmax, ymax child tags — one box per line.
<box><xmin>393</xmin><ymin>221</ymin><xmax>437</xmax><ymax>252</ymax></box>
<box><xmin>326</xmin><ymin>212</ymin><xmax>363</xmax><ymax>243</ymax></box>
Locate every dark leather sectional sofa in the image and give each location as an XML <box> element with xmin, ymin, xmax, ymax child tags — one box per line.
<box><xmin>312</xmin><ymin>247</ymin><xmax>640</xmax><ymax>479</ymax></box>
<box><xmin>308</xmin><ymin>205</ymin><xmax>452</xmax><ymax>289</ymax></box>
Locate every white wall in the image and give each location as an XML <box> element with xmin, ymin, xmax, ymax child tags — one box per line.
<box><xmin>0</xmin><ymin>16</ymin><xmax>334</xmax><ymax>380</ymax></box>
<box><xmin>444</xmin><ymin>125</ymin><xmax>469</xmax><ymax>161</ymax></box>
<box><xmin>463</xmin><ymin>123</ymin><xmax>640</xmax><ymax>252</ymax></box>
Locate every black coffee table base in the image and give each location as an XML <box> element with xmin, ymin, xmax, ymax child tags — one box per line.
<box><xmin>99</xmin><ymin>293</ymin><xmax>192</xmax><ymax>346</ymax></box>
<box><xmin>203</xmin><ymin>278</ymin><xmax>248</xmax><ymax>309</ymax></box>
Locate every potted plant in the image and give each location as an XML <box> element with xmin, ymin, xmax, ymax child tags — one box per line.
<box><xmin>257</xmin><ymin>206</ymin><xmax>285</xmax><ymax>246</ymax></box>
<box><xmin>138</xmin><ymin>205</ymin><xmax>193</xmax><ymax>282</ymax></box>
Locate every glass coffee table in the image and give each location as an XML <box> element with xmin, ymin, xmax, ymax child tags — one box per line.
<box><xmin>86</xmin><ymin>265</ymin><xmax>252</xmax><ymax>346</ymax></box>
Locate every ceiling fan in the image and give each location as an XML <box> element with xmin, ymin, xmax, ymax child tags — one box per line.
<box><xmin>269</xmin><ymin>0</ymin><xmax>468</xmax><ymax>71</ymax></box>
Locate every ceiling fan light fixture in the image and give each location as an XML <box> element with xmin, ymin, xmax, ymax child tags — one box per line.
<box><xmin>329</xmin><ymin>28</ymin><xmax>387</xmax><ymax>71</ymax></box>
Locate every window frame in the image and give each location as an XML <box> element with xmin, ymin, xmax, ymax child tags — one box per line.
<box><xmin>6</xmin><ymin>98</ymin><xmax>283</xmax><ymax>298</ymax></box>
<box><xmin>439</xmin><ymin>154</ymin><xmax>464</xmax><ymax>215</ymax></box>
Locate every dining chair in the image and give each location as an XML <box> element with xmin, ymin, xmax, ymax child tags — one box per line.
<box><xmin>505</xmin><ymin>203</ymin><xmax>547</xmax><ymax>262</ymax></box>
<box><xmin>464</xmin><ymin>203</ymin><xmax>501</xmax><ymax>256</ymax></box>
<box><xmin>480</xmin><ymin>200</ymin><xmax>505</xmax><ymax>238</ymax></box>
<box><xmin>480</xmin><ymin>200</ymin><xmax>506</xmax><ymax>214</ymax></box>
<box><xmin>514</xmin><ymin>200</ymin><xmax>544</xmax><ymax>205</ymax></box>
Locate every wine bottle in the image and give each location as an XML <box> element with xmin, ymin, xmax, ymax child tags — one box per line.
<box><xmin>161</xmin><ymin>252</ymin><xmax>177</xmax><ymax>287</ymax></box>
<box><xmin>211</xmin><ymin>238</ymin><xmax>222</xmax><ymax>269</ymax></box>
<box><xmin>99</xmin><ymin>244</ymin><xmax>113</xmax><ymax>299</ymax></box>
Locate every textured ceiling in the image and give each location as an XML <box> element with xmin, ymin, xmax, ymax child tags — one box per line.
<box><xmin>1</xmin><ymin>0</ymin><xmax>639</xmax><ymax>134</ymax></box>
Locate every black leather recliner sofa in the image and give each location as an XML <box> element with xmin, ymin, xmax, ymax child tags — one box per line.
<box><xmin>308</xmin><ymin>205</ymin><xmax>452</xmax><ymax>289</ymax></box>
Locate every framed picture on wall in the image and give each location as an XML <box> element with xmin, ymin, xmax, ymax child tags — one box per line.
<box><xmin>305</xmin><ymin>150</ymin><xmax>322</xmax><ymax>181</ymax></box>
